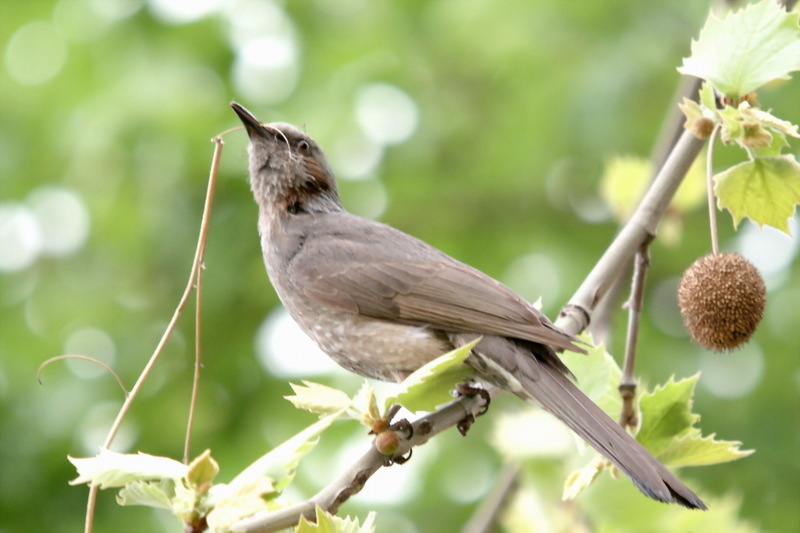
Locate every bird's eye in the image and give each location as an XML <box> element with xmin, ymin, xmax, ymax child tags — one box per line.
<box><xmin>297</xmin><ymin>139</ymin><xmax>310</xmax><ymax>152</ymax></box>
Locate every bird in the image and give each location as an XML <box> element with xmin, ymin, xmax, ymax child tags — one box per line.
<box><xmin>230</xmin><ymin>101</ymin><xmax>706</xmax><ymax>509</ymax></box>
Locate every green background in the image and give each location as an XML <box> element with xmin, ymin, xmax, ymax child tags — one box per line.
<box><xmin>1</xmin><ymin>1</ymin><xmax>797</xmax><ymax>532</ymax></box>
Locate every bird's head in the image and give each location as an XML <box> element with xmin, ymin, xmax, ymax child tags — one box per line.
<box><xmin>231</xmin><ymin>102</ymin><xmax>341</xmax><ymax>217</ymax></box>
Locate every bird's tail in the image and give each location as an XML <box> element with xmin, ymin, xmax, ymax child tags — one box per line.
<box><xmin>463</xmin><ymin>335</ymin><xmax>707</xmax><ymax>509</ymax></box>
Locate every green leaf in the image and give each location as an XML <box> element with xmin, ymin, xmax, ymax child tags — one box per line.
<box><xmin>286</xmin><ymin>381</ymin><xmax>353</xmax><ymax>417</ymax></box>
<box><xmin>658</xmin><ymin>433</ymin><xmax>754</xmax><ymax>468</ymax></box>
<box><xmin>227</xmin><ymin>410</ymin><xmax>343</xmax><ymax>494</ymax></box>
<box><xmin>352</xmin><ymin>381</ymin><xmax>381</xmax><ymax>428</ymax></box>
<box><xmin>204</xmin><ymin>477</ymin><xmax>276</xmax><ymax>532</ymax></box>
<box><xmin>186</xmin><ymin>449</ymin><xmax>218</xmax><ymax>494</ymax></box>
<box><xmin>296</xmin><ymin>506</ymin><xmax>377</xmax><ymax>533</ymax></box>
<box><xmin>636</xmin><ymin>375</ymin><xmax>700</xmax><ymax>457</ymax></box>
<box><xmin>69</xmin><ymin>449</ymin><xmax>188</xmax><ymax>489</ymax></box>
<box><xmin>116</xmin><ymin>479</ymin><xmax>175</xmax><ymax>509</ymax></box>
<box><xmin>678</xmin><ymin>0</ymin><xmax>800</xmax><ymax>99</ymax></box>
<box><xmin>699</xmin><ymin>81</ymin><xmax>717</xmax><ymax>111</ymax></box>
<box><xmin>718</xmin><ymin>102</ymin><xmax>799</xmax><ymax>151</ymax></box>
<box><xmin>383</xmin><ymin>339</ymin><xmax>477</xmax><ymax>413</ymax></box>
<box><xmin>714</xmin><ymin>154</ymin><xmax>800</xmax><ymax>234</ymax></box>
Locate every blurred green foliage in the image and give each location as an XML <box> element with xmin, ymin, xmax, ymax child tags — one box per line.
<box><xmin>1</xmin><ymin>1</ymin><xmax>798</xmax><ymax>532</ymax></box>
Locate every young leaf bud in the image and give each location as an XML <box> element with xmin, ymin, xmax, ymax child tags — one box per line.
<box><xmin>374</xmin><ymin>430</ymin><xmax>401</xmax><ymax>456</ymax></box>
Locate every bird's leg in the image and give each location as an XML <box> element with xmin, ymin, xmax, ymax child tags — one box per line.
<box><xmin>455</xmin><ymin>382</ymin><xmax>491</xmax><ymax>436</ymax></box>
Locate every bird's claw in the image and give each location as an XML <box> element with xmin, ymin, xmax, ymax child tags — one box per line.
<box><xmin>455</xmin><ymin>383</ymin><xmax>491</xmax><ymax>436</ymax></box>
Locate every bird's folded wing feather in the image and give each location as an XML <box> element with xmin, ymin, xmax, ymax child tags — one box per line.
<box><xmin>288</xmin><ymin>232</ymin><xmax>584</xmax><ymax>354</ymax></box>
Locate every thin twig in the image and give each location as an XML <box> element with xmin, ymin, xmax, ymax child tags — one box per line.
<box><xmin>83</xmin><ymin>137</ymin><xmax>225</xmax><ymax>532</ymax></box>
<box><xmin>184</xmin><ymin>136</ymin><xmax>224</xmax><ymax>463</ymax></box>
<box><xmin>231</xmin><ymin>392</ymin><xmax>489</xmax><ymax>533</ymax></box>
<box><xmin>706</xmin><ymin>124</ymin><xmax>721</xmax><ymax>255</ymax></box>
<box><xmin>556</xmin><ymin>129</ymin><xmax>706</xmax><ymax>335</ymax></box>
<box><xmin>37</xmin><ymin>355</ymin><xmax>129</xmax><ymax>397</ymax></box>
<box><xmin>618</xmin><ymin>241</ymin><xmax>651</xmax><ymax>429</ymax></box>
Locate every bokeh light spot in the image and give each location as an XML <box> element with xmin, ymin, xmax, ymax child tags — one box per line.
<box><xmin>90</xmin><ymin>0</ymin><xmax>143</xmax><ymax>20</ymax></box>
<box><xmin>78</xmin><ymin>401</ymin><xmax>139</xmax><ymax>454</ymax></box>
<box><xmin>232</xmin><ymin>36</ymin><xmax>300</xmax><ymax>105</ymax></box>
<box><xmin>698</xmin><ymin>343</ymin><xmax>764</xmax><ymax>399</ymax></box>
<box><xmin>341</xmin><ymin>179</ymin><xmax>388</xmax><ymax>221</ymax></box>
<box><xmin>502</xmin><ymin>253</ymin><xmax>560</xmax><ymax>310</ymax></box>
<box><xmin>0</xmin><ymin>204</ymin><xmax>42</xmax><ymax>272</ymax></box>
<box><xmin>4</xmin><ymin>20</ymin><xmax>68</xmax><ymax>86</ymax></box>
<box><xmin>331</xmin><ymin>134</ymin><xmax>384</xmax><ymax>181</ymax></box>
<box><xmin>648</xmin><ymin>277</ymin><xmax>687</xmax><ymax>338</ymax></box>
<box><xmin>148</xmin><ymin>0</ymin><xmax>223</xmax><ymax>24</ymax></box>
<box><xmin>63</xmin><ymin>328</ymin><xmax>117</xmax><ymax>380</ymax></box>
<box><xmin>54</xmin><ymin>0</ymin><xmax>111</xmax><ymax>42</ymax></box>
<box><xmin>735</xmin><ymin>220</ymin><xmax>799</xmax><ymax>290</ymax></box>
<box><xmin>355</xmin><ymin>83</ymin><xmax>419</xmax><ymax>146</ymax></box>
<box><xmin>255</xmin><ymin>306</ymin><xmax>339</xmax><ymax>379</ymax></box>
<box><xmin>27</xmin><ymin>186</ymin><xmax>90</xmax><ymax>257</ymax></box>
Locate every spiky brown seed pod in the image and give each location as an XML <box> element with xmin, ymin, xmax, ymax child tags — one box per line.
<box><xmin>678</xmin><ymin>252</ymin><xmax>766</xmax><ymax>351</ymax></box>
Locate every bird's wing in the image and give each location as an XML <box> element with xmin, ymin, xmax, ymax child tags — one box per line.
<box><xmin>288</xmin><ymin>223</ymin><xmax>584</xmax><ymax>354</ymax></box>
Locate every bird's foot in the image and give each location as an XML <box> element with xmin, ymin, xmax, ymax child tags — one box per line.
<box><xmin>455</xmin><ymin>383</ymin><xmax>491</xmax><ymax>436</ymax></box>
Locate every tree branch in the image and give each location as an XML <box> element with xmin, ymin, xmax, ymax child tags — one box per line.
<box><xmin>556</xmin><ymin>129</ymin><xmax>705</xmax><ymax>335</ymax></box>
<box><xmin>230</xmin><ymin>392</ymin><xmax>490</xmax><ymax>533</ymax></box>
<box><xmin>618</xmin><ymin>241</ymin><xmax>651</xmax><ymax>429</ymax></box>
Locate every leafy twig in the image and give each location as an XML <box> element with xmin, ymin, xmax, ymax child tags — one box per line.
<box><xmin>230</xmin><ymin>392</ymin><xmax>489</xmax><ymax>533</ymax></box>
<box><xmin>82</xmin><ymin>136</ymin><xmax>225</xmax><ymax>533</ymax></box>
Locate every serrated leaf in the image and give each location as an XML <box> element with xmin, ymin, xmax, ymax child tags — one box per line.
<box><xmin>741</xmin><ymin>104</ymin><xmax>800</xmax><ymax>139</ymax></box>
<box><xmin>296</xmin><ymin>506</ymin><xmax>377</xmax><ymax>533</ymax></box>
<box><xmin>718</xmin><ymin>102</ymin><xmax>798</xmax><ymax>151</ymax></box>
<box><xmin>658</xmin><ymin>433</ymin><xmax>754</xmax><ymax>468</ymax></box>
<box><xmin>352</xmin><ymin>381</ymin><xmax>381</xmax><ymax>428</ymax></box>
<box><xmin>562</xmin><ymin>455</ymin><xmax>611</xmax><ymax>501</ymax></box>
<box><xmin>699</xmin><ymin>81</ymin><xmax>717</xmax><ymax>111</ymax></box>
<box><xmin>678</xmin><ymin>0</ymin><xmax>800</xmax><ymax>99</ymax></box>
<box><xmin>69</xmin><ymin>449</ymin><xmax>188</xmax><ymax>488</ymax></box>
<box><xmin>204</xmin><ymin>477</ymin><xmax>275</xmax><ymax>532</ymax></box>
<box><xmin>383</xmin><ymin>339</ymin><xmax>477</xmax><ymax>413</ymax></box>
<box><xmin>228</xmin><ymin>410</ymin><xmax>343</xmax><ymax>494</ymax></box>
<box><xmin>186</xmin><ymin>449</ymin><xmax>218</xmax><ymax>493</ymax></box>
<box><xmin>116</xmin><ymin>479</ymin><xmax>175</xmax><ymax>509</ymax></box>
<box><xmin>636</xmin><ymin>375</ymin><xmax>700</xmax><ymax>457</ymax></box>
<box><xmin>286</xmin><ymin>381</ymin><xmax>353</xmax><ymax>416</ymax></box>
<box><xmin>714</xmin><ymin>154</ymin><xmax>800</xmax><ymax>234</ymax></box>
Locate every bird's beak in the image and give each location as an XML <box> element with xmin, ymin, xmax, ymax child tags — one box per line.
<box><xmin>231</xmin><ymin>102</ymin><xmax>271</xmax><ymax>140</ymax></box>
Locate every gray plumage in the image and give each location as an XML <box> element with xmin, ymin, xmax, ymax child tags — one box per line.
<box><xmin>231</xmin><ymin>102</ymin><xmax>706</xmax><ymax>510</ymax></box>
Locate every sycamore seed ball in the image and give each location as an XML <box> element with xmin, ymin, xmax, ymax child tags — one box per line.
<box><xmin>678</xmin><ymin>252</ymin><xmax>766</xmax><ymax>351</ymax></box>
